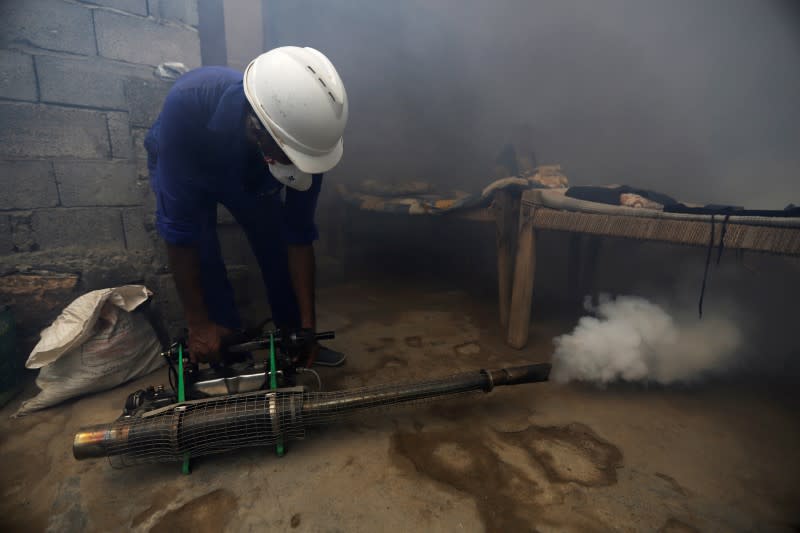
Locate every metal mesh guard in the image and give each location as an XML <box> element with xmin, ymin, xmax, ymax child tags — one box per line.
<box><xmin>73</xmin><ymin>364</ymin><xmax>550</xmax><ymax>467</ymax></box>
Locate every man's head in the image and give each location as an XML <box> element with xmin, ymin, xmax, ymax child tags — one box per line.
<box><xmin>243</xmin><ymin>47</ymin><xmax>348</xmax><ymax>189</ymax></box>
<box><xmin>245</xmin><ymin>111</ymin><xmax>291</xmax><ymax>165</ymax></box>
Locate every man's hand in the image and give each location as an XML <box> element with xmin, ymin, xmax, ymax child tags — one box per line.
<box><xmin>188</xmin><ymin>320</ymin><xmax>233</xmax><ymax>364</ymax></box>
<box><xmin>283</xmin><ymin>328</ymin><xmax>318</xmax><ymax>367</ymax></box>
<box><xmin>167</xmin><ymin>243</ymin><xmax>229</xmax><ymax>363</ymax></box>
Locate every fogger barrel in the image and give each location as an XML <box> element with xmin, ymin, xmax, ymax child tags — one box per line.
<box><xmin>73</xmin><ymin>363</ymin><xmax>550</xmax><ymax>465</ymax></box>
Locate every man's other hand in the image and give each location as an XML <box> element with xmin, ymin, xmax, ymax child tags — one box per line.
<box><xmin>188</xmin><ymin>321</ymin><xmax>233</xmax><ymax>363</ymax></box>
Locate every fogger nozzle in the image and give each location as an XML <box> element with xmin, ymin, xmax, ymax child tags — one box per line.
<box><xmin>73</xmin><ymin>424</ymin><xmax>131</xmax><ymax>460</ymax></box>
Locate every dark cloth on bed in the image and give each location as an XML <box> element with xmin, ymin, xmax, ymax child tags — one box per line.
<box><xmin>565</xmin><ymin>186</ymin><xmax>678</xmax><ymax>207</ymax></box>
<box><xmin>665</xmin><ymin>204</ymin><xmax>800</xmax><ymax>217</ymax></box>
<box><xmin>566</xmin><ymin>186</ymin><xmax>799</xmax><ymax>218</ymax></box>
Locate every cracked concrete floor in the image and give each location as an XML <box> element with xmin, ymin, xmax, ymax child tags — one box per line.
<box><xmin>1</xmin><ymin>281</ymin><xmax>799</xmax><ymax>532</ymax></box>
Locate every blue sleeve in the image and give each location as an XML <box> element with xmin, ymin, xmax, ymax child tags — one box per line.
<box><xmin>153</xmin><ymin>91</ymin><xmax>215</xmax><ymax>245</ymax></box>
<box><xmin>283</xmin><ymin>174</ymin><xmax>323</xmax><ymax>245</ymax></box>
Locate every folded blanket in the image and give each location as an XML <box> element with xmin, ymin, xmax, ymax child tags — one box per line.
<box><xmin>338</xmin><ymin>166</ymin><xmax>570</xmax><ymax>215</ymax></box>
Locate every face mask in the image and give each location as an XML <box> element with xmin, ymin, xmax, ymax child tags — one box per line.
<box><xmin>267</xmin><ymin>162</ymin><xmax>313</xmax><ymax>191</ymax></box>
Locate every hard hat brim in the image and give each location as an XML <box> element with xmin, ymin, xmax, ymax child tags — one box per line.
<box><xmin>280</xmin><ymin>136</ymin><xmax>343</xmax><ymax>175</ymax></box>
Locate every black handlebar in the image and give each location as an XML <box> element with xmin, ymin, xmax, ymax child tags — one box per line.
<box><xmin>224</xmin><ymin>329</ymin><xmax>335</xmax><ymax>353</ymax></box>
<box><xmin>315</xmin><ymin>331</ymin><xmax>335</xmax><ymax>341</ymax></box>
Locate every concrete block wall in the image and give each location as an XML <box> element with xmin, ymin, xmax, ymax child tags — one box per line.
<box><xmin>0</xmin><ymin>0</ymin><xmax>201</xmax><ymax>347</ymax></box>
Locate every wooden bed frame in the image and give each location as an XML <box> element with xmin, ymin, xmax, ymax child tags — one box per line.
<box><xmin>496</xmin><ymin>189</ymin><xmax>800</xmax><ymax>349</ymax></box>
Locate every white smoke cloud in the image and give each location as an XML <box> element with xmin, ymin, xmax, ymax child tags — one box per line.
<box><xmin>551</xmin><ymin>295</ymin><xmax>742</xmax><ymax>385</ymax></box>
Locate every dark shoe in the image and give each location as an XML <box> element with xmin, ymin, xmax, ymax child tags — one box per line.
<box><xmin>314</xmin><ymin>345</ymin><xmax>346</xmax><ymax>367</ymax></box>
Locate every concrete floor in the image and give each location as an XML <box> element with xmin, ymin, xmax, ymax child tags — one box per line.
<box><xmin>1</xmin><ymin>281</ymin><xmax>799</xmax><ymax>532</ymax></box>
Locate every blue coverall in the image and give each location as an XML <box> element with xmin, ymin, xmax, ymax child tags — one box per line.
<box><xmin>145</xmin><ymin>67</ymin><xmax>322</xmax><ymax>330</ymax></box>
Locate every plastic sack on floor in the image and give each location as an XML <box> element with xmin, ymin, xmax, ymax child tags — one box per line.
<box><xmin>14</xmin><ymin>285</ymin><xmax>164</xmax><ymax>417</ymax></box>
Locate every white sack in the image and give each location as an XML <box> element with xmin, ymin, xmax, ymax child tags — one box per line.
<box><xmin>15</xmin><ymin>285</ymin><xmax>164</xmax><ymax>416</ymax></box>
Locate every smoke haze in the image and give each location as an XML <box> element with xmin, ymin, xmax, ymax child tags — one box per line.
<box><xmin>266</xmin><ymin>0</ymin><xmax>800</xmax><ymax>207</ymax></box>
<box><xmin>551</xmin><ymin>295</ymin><xmax>743</xmax><ymax>385</ymax></box>
<box><xmin>257</xmin><ymin>1</ymin><xmax>800</xmax><ymax>382</ymax></box>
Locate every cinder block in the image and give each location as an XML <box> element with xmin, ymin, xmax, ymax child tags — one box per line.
<box><xmin>136</xmin><ymin>158</ymin><xmax>151</xmax><ymax>181</ymax></box>
<box><xmin>122</xmin><ymin>207</ymin><xmax>154</xmax><ymax>249</ymax></box>
<box><xmin>84</xmin><ymin>0</ymin><xmax>148</xmax><ymax>16</ymax></box>
<box><xmin>32</xmin><ymin>208</ymin><xmax>126</xmax><ymax>249</ymax></box>
<box><xmin>152</xmin><ymin>0</ymin><xmax>199</xmax><ymax>26</ymax></box>
<box><xmin>0</xmin><ymin>50</ymin><xmax>37</xmax><ymax>102</ymax></box>
<box><xmin>138</xmin><ymin>180</ymin><xmax>154</xmax><ymax>206</ymax></box>
<box><xmin>0</xmin><ymin>161</ymin><xmax>59</xmax><ymax>209</ymax></box>
<box><xmin>147</xmin><ymin>272</ymin><xmax>184</xmax><ymax>323</ymax></box>
<box><xmin>124</xmin><ymin>78</ymin><xmax>171</xmax><ymax>128</ymax></box>
<box><xmin>94</xmin><ymin>10</ymin><xmax>201</xmax><ymax>67</ymax></box>
<box><xmin>131</xmin><ymin>127</ymin><xmax>150</xmax><ymax>160</ymax></box>
<box><xmin>148</xmin><ymin>222</ymin><xmax>168</xmax><ymax>268</ymax></box>
<box><xmin>79</xmin><ymin>251</ymin><xmax>153</xmax><ymax>290</ymax></box>
<box><xmin>0</xmin><ymin>271</ymin><xmax>80</xmax><ymax>339</ymax></box>
<box><xmin>0</xmin><ymin>0</ymin><xmax>97</xmax><ymax>56</ymax></box>
<box><xmin>0</xmin><ymin>103</ymin><xmax>110</xmax><ymax>159</ymax></box>
<box><xmin>9</xmin><ymin>212</ymin><xmax>36</xmax><ymax>252</ymax></box>
<box><xmin>0</xmin><ymin>216</ymin><xmax>12</xmax><ymax>254</ymax></box>
<box><xmin>36</xmin><ymin>55</ymin><xmax>150</xmax><ymax>110</ymax></box>
<box><xmin>54</xmin><ymin>160</ymin><xmax>142</xmax><ymax>207</ymax></box>
<box><xmin>106</xmin><ymin>111</ymin><xmax>134</xmax><ymax>158</ymax></box>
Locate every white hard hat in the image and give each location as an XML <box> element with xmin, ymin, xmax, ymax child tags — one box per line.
<box><xmin>243</xmin><ymin>47</ymin><xmax>348</xmax><ymax>175</ymax></box>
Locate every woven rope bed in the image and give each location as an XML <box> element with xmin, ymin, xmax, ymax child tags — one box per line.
<box><xmin>527</xmin><ymin>189</ymin><xmax>800</xmax><ymax>255</ymax></box>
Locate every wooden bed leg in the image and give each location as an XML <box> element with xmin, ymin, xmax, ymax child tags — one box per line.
<box><xmin>507</xmin><ymin>202</ymin><xmax>537</xmax><ymax>349</ymax></box>
<box><xmin>493</xmin><ymin>190</ymin><xmax>520</xmax><ymax>328</ymax></box>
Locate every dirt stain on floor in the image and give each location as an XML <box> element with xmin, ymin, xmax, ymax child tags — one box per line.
<box><xmin>148</xmin><ymin>489</ymin><xmax>238</xmax><ymax>533</ymax></box>
<box><xmin>290</xmin><ymin>513</ymin><xmax>301</xmax><ymax>528</ymax></box>
<box><xmin>503</xmin><ymin>423</ymin><xmax>623</xmax><ymax>487</ymax></box>
<box><xmin>404</xmin><ymin>335</ymin><xmax>423</xmax><ymax>348</ymax></box>
<box><xmin>453</xmin><ymin>341</ymin><xmax>481</xmax><ymax>356</ymax></box>
<box><xmin>659</xmin><ymin>517</ymin><xmax>701</xmax><ymax>532</ymax></box>
<box><xmin>0</xmin><ymin>410</ymin><xmax>71</xmax><ymax>533</ymax></box>
<box><xmin>378</xmin><ymin>354</ymin><xmax>409</xmax><ymax>369</ymax></box>
<box><xmin>131</xmin><ymin>487</ymin><xmax>174</xmax><ymax>528</ymax></box>
<box><xmin>391</xmin><ymin>423</ymin><xmax>623</xmax><ymax>532</ymax></box>
<box><xmin>365</xmin><ymin>337</ymin><xmax>397</xmax><ymax>352</ymax></box>
<box><xmin>655</xmin><ymin>472</ymin><xmax>689</xmax><ymax>497</ymax></box>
